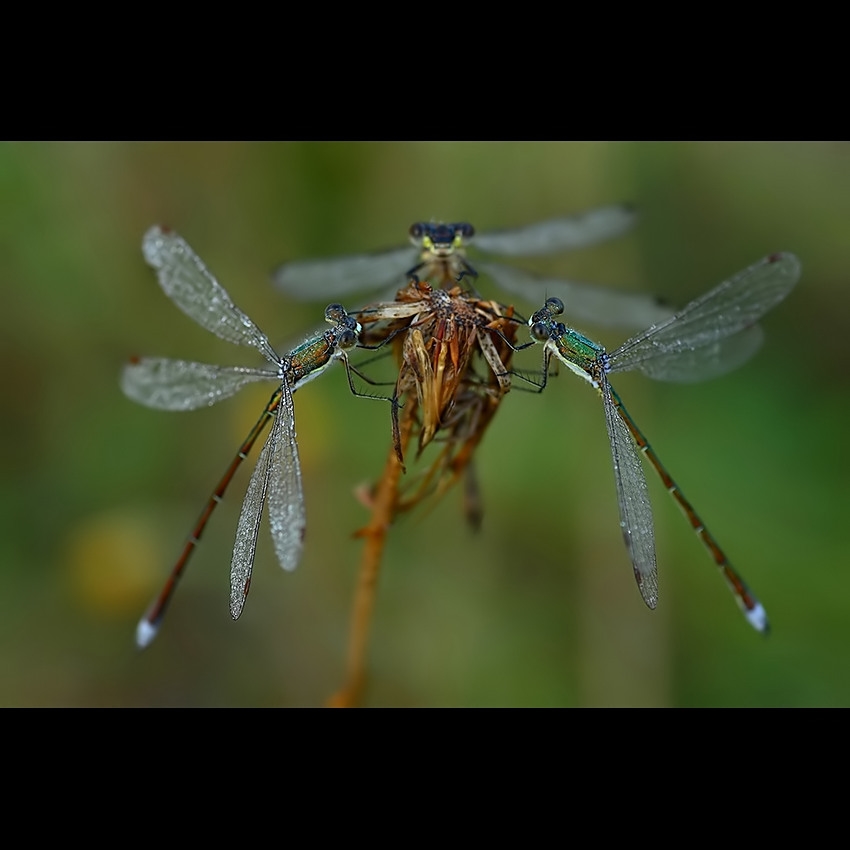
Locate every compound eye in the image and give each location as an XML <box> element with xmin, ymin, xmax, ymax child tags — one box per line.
<box><xmin>338</xmin><ymin>328</ymin><xmax>358</xmax><ymax>349</ymax></box>
<box><xmin>544</xmin><ymin>297</ymin><xmax>564</xmax><ymax>315</ymax></box>
<box><xmin>325</xmin><ymin>303</ymin><xmax>346</xmax><ymax>323</ymax></box>
<box><xmin>529</xmin><ymin>321</ymin><xmax>549</xmax><ymax>342</ymax></box>
<box><xmin>409</xmin><ymin>223</ymin><xmax>425</xmax><ymax>239</ymax></box>
<box><xmin>456</xmin><ymin>223</ymin><xmax>474</xmax><ymax>239</ymax></box>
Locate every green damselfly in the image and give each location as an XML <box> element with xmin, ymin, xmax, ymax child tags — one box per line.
<box><xmin>524</xmin><ymin>252</ymin><xmax>801</xmax><ymax>631</ymax></box>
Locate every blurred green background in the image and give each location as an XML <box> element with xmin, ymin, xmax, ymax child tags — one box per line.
<box><xmin>1</xmin><ymin>142</ymin><xmax>846</xmax><ymax>706</ymax></box>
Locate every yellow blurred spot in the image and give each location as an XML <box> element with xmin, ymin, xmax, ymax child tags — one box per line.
<box><xmin>290</xmin><ymin>390</ymin><xmax>332</xmax><ymax>470</ymax></box>
<box><xmin>64</xmin><ymin>510</ymin><xmax>163</xmax><ymax>617</ymax></box>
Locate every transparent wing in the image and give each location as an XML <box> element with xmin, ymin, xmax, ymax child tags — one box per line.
<box><xmin>271</xmin><ymin>206</ymin><xmax>636</xmax><ymax>300</ymax></box>
<box><xmin>602</xmin><ymin>379</ymin><xmax>658</xmax><ymax>609</ymax></box>
<box><xmin>473</xmin><ymin>205</ymin><xmax>637</xmax><ymax>256</ymax></box>
<box><xmin>266</xmin><ymin>381</ymin><xmax>305</xmax><ymax>573</ymax></box>
<box><xmin>634</xmin><ymin>325</ymin><xmax>765</xmax><ymax>383</ymax></box>
<box><xmin>609</xmin><ymin>253</ymin><xmax>801</xmax><ymax>375</ymax></box>
<box><xmin>271</xmin><ymin>244</ymin><xmax>417</xmax><ymax>300</ymax></box>
<box><xmin>143</xmin><ymin>225</ymin><xmax>276</xmax><ymax>360</ymax></box>
<box><xmin>477</xmin><ymin>261</ymin><xmax>675</xmax><ymax>330</ymax></box>
<box><xmin>121</xmin><ymin>357</ymin><xmax>276</xmax><ymax>411</ymax></box>
<box><xmin>229</xmin><ymin>395</ymin><xmax>283</xmax><ymax>620</ymax></box>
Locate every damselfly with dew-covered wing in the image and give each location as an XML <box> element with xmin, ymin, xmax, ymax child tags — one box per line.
<box><xmin>523</xmin><ymin>252</ymin><xmax>801</xmax><ymax>631</ymax></box>
<box><xmin>123</xmin><ymin>226</ymin><xmax>382</xmax><ymax>646</ymax></box>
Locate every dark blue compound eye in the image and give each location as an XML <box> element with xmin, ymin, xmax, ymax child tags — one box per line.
<box><xmin>338</xmin><ymin>329</ymin><xmax>358</xmax><ymax>349</ymax></box>
<box><xmin>325</xmin><ymin>303</ymin><xmax>346</xmax><ymax>322</ymax></box>
<box><xmin>453</xmin><ymin>223</ymin><xmax>475</xmax><ymax>239</ymax></box>
<box><xmin>409</xmin><ymin>223</ymin><xmax>426</xmax><ymax>239</ymax></box>
<box><xmin>530</xmin><ymin>321</ymin><xmax>549</xmax><ymax>342</ymax></box>
<box><xmin>545</xmin><ymin>297</ymin><xmax>565</xmax><ymax>315</ymax></box>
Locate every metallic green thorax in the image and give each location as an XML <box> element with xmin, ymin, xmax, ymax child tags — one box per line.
<box><xmin>288</xmin><ymin>314</ymin><xmax>360</xmax><ymax>389</ymax></box>
<box><xmin>529</xmin><ymin>299</ymin><xmax>606</xmax><ymax>388</ymax></box>
<box><xmin>288</xmin><ymin>334</ymin><xmax>337</xmax><ymax>383</ymax></box>
<box><xmin>551</xmin><ymin>326</ymin><xmax>604</xmax><ymax>374</ymax></box>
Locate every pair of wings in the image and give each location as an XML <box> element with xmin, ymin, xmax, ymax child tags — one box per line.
<box><xmin>272</xmin><ymin>206</ymin><xmax>675</xmax><ymax>329</ymax></box>
<box><xmin>126</xmin><ymin>227</ymin><xmax>307</xmax><ymax>640</ymax></box>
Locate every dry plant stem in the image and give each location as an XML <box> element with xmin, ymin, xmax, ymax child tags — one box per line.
<box><xmin>326</xmin><ymin>402</ymin><xmax>416</xmax><ymax>707</ymax></box>
<box><xmin>327</xmin><ymin>286</ymin><xmax>516</xmax><ymax>706</ymax></box>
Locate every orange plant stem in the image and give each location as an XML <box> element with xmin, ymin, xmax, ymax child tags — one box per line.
<box><xmin>326</xmin><ymin>403</ymin><xmax>416</xmax><ymax>707</ymax></box>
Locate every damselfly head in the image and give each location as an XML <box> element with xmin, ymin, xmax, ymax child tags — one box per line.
<box><xmin>323</xmin><ymin>303</ymin><xmax>362</xmax><ymax>343</ymax></box>
<box><xmin>408</xmin><ymin>222</ymin><xmax>475</xmax><ymax>256</ymax></box>
<box><xmin>528</xmin><ymin>297</ymin><xmax>567</xmax><ymax>341</ymax></box>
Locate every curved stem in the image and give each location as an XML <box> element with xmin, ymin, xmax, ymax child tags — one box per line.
<box><xmin>326</xmin><ymin>402</ymin><xmax>416</xmax><ymax>707</ymax></box>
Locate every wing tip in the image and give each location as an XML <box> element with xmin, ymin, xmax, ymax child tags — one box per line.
<box><xmin>230</xmin><ymin>581</ymin><xmax>248</xmax><ymax>621</ymax></box>
<box><xmin>142</xmin><ymin>224</ymin><xmax>167</xmax><ymax>265</ymax></box>
<box><xmin>635</xmin><ymin>568</ymin><xmax>659</xmax><ymax>610</ymax></box>
<box><xmin>765</xmin><ymin>251</ymin><xmax>802</xmax><ymax>284</ymax></box>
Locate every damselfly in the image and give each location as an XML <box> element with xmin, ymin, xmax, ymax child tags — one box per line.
<box><xmin>123</xmin><ymin>226</ymin><xmax>365</xmax><ymax>647</ymax></box>
<box><xmin>524</xmin><ymin>252</ymin><xmax>801</xmax><ymax>631</ymax></box>
<box><xmin>273</xmin><ymin>206</ymin><xmax>673</xmax><ymax>329</ymax></box>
